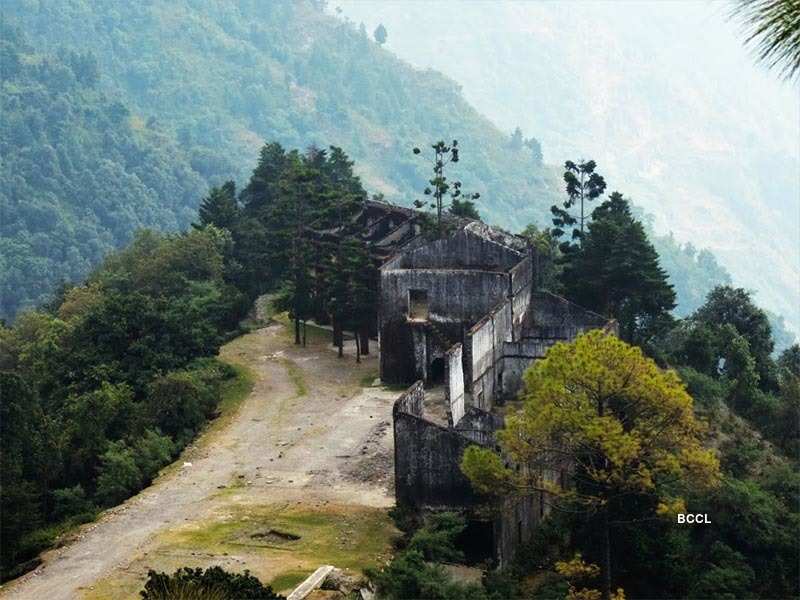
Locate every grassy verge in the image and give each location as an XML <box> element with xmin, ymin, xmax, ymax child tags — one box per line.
<box><xmin>282</xmin><ymin>358</ymin><xmax>308</xmax><ymax>397</ymax></box>
<box><xmin>161</xmin><ymin>503</ymin><xmax>397</xmax><ymax>595</ymax></box>
<box><xmin>84</xmin><ymin>503</ymin><xmax>398</xmax><ymax>599</ymax></box>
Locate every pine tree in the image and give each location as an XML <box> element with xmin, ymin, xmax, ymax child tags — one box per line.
<box><xmin>561</xmin><ymin>192</ymin><xmax>676</xmax><ymax>343</ymax></box>
<box><xmin>462</xmin><ymin>331</ymin><xmax>720</xmax><ymax>599</ymax></box>
<box><xmin>373</xmin><ymin>23</ymin><xmax>388</xmax><ymax>46</ymax></box>
<box><xmin>551</xmin><ymin>160</ymin><xmax>607</xmax><ymax>250</ymax></box>
<box><xmin>412</xmin><ymin>140</ymin><xmax>479</xmax><ymax>238</ymax></box>
<box><xmin>194</xmin><ymin>181</ymin><xmax>239</xmax><ymax>230</ymax></box>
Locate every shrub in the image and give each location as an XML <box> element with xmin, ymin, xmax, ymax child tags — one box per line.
<box><xmin>51</xmin><ymin>485</ymin><xmax>95</xmax><ymax>522</ymax></box>
<box><xmin>95</xmin><ymin>441</ymin><xmax>142</xmax><ymax>506</ymax></box>
<box><xmin>140</xmin><ymin>566</ymin><xmax>284</xmax><ymax>599</ymax></box>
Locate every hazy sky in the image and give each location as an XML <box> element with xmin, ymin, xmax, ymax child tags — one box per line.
<box><xmin>338</xmin><ymin>0</ymin><xmax>800</xmax><ymax>332</ymax></box>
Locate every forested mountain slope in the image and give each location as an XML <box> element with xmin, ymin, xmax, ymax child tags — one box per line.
<box><xmin>1</xmin><ymin>0</ymin><xmax>746</xmax><ymax>324</ymax></box>
<box><xmin>0</xmin><ymin>27</ymin><xmax>207</xmax><ymax>318</ymax></box>
<box><xmin>338</xmin><ymin>0</ymin><xmax>800</xmax><ymax>334</ymax></box>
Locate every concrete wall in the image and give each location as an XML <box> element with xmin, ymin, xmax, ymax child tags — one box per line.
<box><xmin>525</xmin><ymin>291</ymin><xmax>611</xmax><ymax>338</ymax></box>
<box><xmin>399</xmin><ymin>230</ymin><xmax>522</xmax><ymax>271</ymax></box>
<box><xmin>493</xmin><ymin>495</ymin><xmax>543</xmax><ymax>567</ymax></box>
<box><xmin>445</xmin><ymin>344</ymin><xmax>465</xmax><ymax>426</ymax></box>
<box><xmin>465</xmin><ymin>298</ymin><xmax>515</xmax><ymax>410</ymax></box>
<box><xmin>381</xmin><ymin>269</ymin><xmax>510</xmax><ymax>326</ymax></box>
<box><xmin>509</xmin><ymin>255</ymin><xmax>533</xmax><ymax>338</ymax></box>
<box><xmin>393</xmin><ymin>382</ymin><xmax>485</xmax><ymax>509</ymax></box>
<box><xmin>454</xmin><ymin>406</ymin><xmax>501</xmax><ymax>446</ymax></box>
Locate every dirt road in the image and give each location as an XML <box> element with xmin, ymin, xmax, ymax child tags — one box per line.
<box><xmin>1</xmin><ymin>322</ymin><xmax>399</xmax><ymax>599</ymax></box>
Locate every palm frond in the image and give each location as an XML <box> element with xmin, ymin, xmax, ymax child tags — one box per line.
<box><xmin>731</xmin><ymin>0</ymin><xmax>800</xmax><ymax>81</ymax></box>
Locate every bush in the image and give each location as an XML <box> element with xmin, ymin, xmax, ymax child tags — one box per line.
<box><xmin>51</xmin><ymin>485</ymin><xmax>95</xmax><ymax>522</ymax></box>
<box><xmin>140</xmin><ymin>566</ymin><xmax>284</xmax><ymax>599</ymax></box>
<box><xmin>676</xmin><ymin>366</ymin><xmax>726</xmax><ymax>410</ymax></box>
<box><xmin>368</xmin><ymin>513</ymin><xmax>488</xmax><ymax>600</ymax></box>
<box><xmin>407</xmin><ymin>512</ymin><xmax>466</xmax><ymax>563</ymax></box>
<box><xmin>368</xmin><ymin>549</ymin><xmax>487</xmax><ymax>600</ymax></box>
<box><xmin>133</xmin><ymin>429</ymin><xmax>175</xmax><ymax>482</ymax></box>
<box><xmin>95</xmin><ymin>441</ymin><xmax>142</xmax><ymax>506</ymax></box>
<box><xmin>146</xmin><ymin>371</ymin><xmax>214</xmax><ymax>440</ymax></box>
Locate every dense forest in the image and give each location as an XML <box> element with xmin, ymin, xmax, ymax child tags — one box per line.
<box><xmin>0</xmin><ymin>0</ymin><xmax>762</xmax><ymax>333</ymax></box>
<box><xmin>1</xmin><ymin>1</ymin><xmax>797</xmax><ymax>595</ymax></box>
<box><xmin>0</xmin><ymin>140</ymin><xmax>381</xmax><ymax>580</ymax></box>
<box><xmin>0</xmin><ymin>26</ymin><xmax>209</xmax><ymax>318</ymax></box>
<box><xmin>2</xmin><ymin>140</ymin><xmax>797</xmax><ymax>597</ymax></box>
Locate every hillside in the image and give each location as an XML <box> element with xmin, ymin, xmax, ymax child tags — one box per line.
<box><xmin>337</xmin><ymin>0</ymin><xmax>800</xmax><ymax>334</ymax></box>
<box><xmin>0</xmin><ymin>26</ymin><xmax>208</xmax><ymax>318</ymax></box>
<box><xmin>2</xmin><ymin>0</ymin><xmax>740</xmax><ymax>322</ymax></box>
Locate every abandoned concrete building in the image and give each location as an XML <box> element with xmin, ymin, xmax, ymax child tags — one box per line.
<box><xmin>371</xmin><ymin>208</ymin><xmax>615</xmax><ymax>566</ymax></box>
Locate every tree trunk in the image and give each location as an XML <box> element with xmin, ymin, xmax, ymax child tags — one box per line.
<box><xmin>359</xmin><ymin>327</ymin><xmax>370</xmax><ymax>355</ymax></box>
<box><xmin>302</xmin><ymin>320</ymin><xmax>307</xmax><ymax>347</ymax></box>
<box><xmin>294</xmin><ymin>316</ymin><xmax>301</xmax><ymax>345</ymax></box>
<box><xmin>355</xmin><ymin>332</ymin><xmax>361</xmax><ymax>363</ymax></box>
<box><xmin>602</xmin><ymin>506</ymin><xmax>612</xmax><ymax>600</ymax></box>
<box><xmin>333</xmin><ymin>318</ymin><xmax>343</xmax><ymax>354</ymax></box>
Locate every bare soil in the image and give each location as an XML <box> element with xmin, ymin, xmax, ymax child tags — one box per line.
<box><xmin>0</xmin><ymin>321</ymin><xmax>399</xmax><ymax>599</ymax></box>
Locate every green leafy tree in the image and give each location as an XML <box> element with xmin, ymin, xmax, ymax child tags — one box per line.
<box><xmin>778</xmin><ymin>343</ymin><xmax>800</xmax><ymax>378</ymax></box>
<box><xmin>521</xmin><ymin>223</ymin><xmax>562</xmax><ymax>292</ymax></box>
<box><xmin>461</xmin><ymin>331</ymin><xmax>720</xmax><ymax>599</ymax></box>
<box><xmin>95</xmin><ymin>441</ymin><xmax>142</xmax><ymax>506</ymax></box>
<box><xmin>692</xmin><ymin>285</ymin><xmax>776</xmax><ymax>387</ymax></box>
<box><xmin>449</xmin><ymin>197</ymin><xmax>481</xmax><ymax>220</ymax></box>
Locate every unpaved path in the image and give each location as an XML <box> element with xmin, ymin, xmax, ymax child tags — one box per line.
<box><xmin>1</xmin><ymin>323</ymin><xmax>398</xmax><ymax>599</ymax></box>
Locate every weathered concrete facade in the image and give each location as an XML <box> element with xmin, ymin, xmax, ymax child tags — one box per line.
<box><xmin>382</xmin><ymin>218</ymin><xmax>615</xmax><ymax>566</ymax></box>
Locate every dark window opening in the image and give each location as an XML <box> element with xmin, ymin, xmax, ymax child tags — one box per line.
<box><xmin>409</xmin><ymin>289</ymin><xmax>429</xmax><ymax>320</ymax></box>
<box><xmin>458</xmin><ymin>519</ymin><xmax>494</xmax><ymax>565</ymax></box>
<box><xmin>429</xmin><ymin>357</ymin><xmax>445</xmax><ymax>384</ymax></box>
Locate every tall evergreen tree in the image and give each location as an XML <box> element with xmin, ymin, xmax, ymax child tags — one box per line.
<box><xmin>551</xmin><ymin>160</ymin><xmax>607</xmax><ymax>251</ymax></box>
<box><xmin>412</xmin><ymin>140</ymin><xmax>479</xmax><ymax>237</ymax></box>
<box><xmin>561</xmin><ymin>192</ymin><xmax>676</xmax><ymax>343</ymax></box>
<box><xmin>373</xmin><ymin>23</ymin><xmax>388</xmax><ymax>46</ymax></box>
<box><xmin>194</xmin><ymin>181</ymin><xmax>239</xmax><ymax>230</ymax></box>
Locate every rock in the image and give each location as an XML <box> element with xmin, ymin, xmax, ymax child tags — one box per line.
<box><xmin>321</xmin><ymin>568</ymin><xmax>361</xmax><ymax>594</ymax></box>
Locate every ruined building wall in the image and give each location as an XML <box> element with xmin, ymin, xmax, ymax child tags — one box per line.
<box><xmin>525</xmin><ymin>291</ymin><xmax>612</xmax><ymax>338</ymax></box>
<box><xmin>498</xmin><ymin>292</ymin><xmax>616</xmax><ymax>399</ymax></box>
<box><xmin>509</xmin><ymin>255</ymin><xmax>533</xmax><ymax>338</ymax></box>
<box><xmin>393</xmin><ymin>382</ymin><xmax>486</xmax><ymax>509</ymax></box>
<box><xmin>398</xmin><ymin>230</ymin><xmax>522</xmax><ymax>271</ymax></box>
<box><xmin>380</xmin><ymin>269</ymin><xmax>510</xmax><ymax>325</ymax></box>
<box><xmin>493</xmin><ymin>495</ymin><xmax>543</xmax><ymax>567</ymax></box>
<box><xmin>445</xmin><ymin>344</ymin><xmax>465</xmax><ymax>426</ymax></box>
<box><xmin>454</xmin><ymin>406</ymin><xmax>502</xmax><ymax>446</ymax></box>
<box><xmin>380</xmin><ymin>267</ymin><xmax>510</xmax><ymax>384</ymax></box>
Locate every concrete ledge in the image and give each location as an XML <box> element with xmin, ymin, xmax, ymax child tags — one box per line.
<box><xmin>287</xmin><ymin>565</ymin><xmax>336</xmax><ymax>600</ymax></box>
